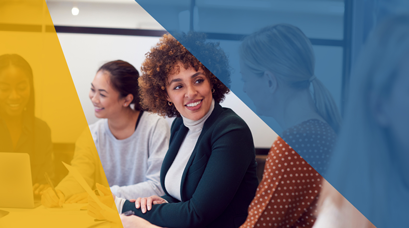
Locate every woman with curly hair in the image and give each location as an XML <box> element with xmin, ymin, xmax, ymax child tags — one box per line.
<box><xmin>89</xmin><ymin>33</ymin><xmax>258</xmax><ymax>228</ymax></box>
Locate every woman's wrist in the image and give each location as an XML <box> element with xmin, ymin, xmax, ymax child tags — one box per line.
<box><xmin>114</xmin><ymin>197</ymin><xmax>126</xmax><ymax>213</ymax></box>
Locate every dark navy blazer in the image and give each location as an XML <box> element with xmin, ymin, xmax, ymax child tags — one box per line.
<box><xmin>123</xmin><ymin>103</ymin><xmax>258</xmax><ymax>228</ymax></box>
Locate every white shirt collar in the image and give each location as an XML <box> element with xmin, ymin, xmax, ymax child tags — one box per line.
<box><xmin>181</xmin><ymin>99</ymin><xmax>215</xmax><ymax>132</ymax></box>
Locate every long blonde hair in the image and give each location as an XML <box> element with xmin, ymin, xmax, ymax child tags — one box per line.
<box><xmin>239</xmin><ymin>24</ymin><xmax>341</xmax><ymax>133</ymax></box>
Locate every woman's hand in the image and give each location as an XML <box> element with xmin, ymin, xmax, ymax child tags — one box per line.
<box><xmin>120</xmin><ymin>214</ymin><xmax>161</xmax><ymax>228</ymax></box>
<box><xmin>33</xmin><ymin>183</ymin><xmax>50</xmax><ymax>196</ymax></box>
<box><xmin>132</xmin><ymin>195</ymin><xmax>167</xmax><ymax>213</ymax></box>
<box><xmin>41</xmin><ymin>188</ymin><xmax>65</xmax><ymax>208</ymax></box>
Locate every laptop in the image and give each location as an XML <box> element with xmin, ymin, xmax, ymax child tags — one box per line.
<box><xmin>0</xmin><ymin>152</ymin><xmax>37</xmax><ymax>208</ymax></box>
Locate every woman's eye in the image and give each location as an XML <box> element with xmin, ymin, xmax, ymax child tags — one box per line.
<box><xmin>174</xmin><ymin>85</ymin><xmax>182</xmax><ymax>90</ymax></box>
<box><xmin>195</xmin><ymin>79</ymin><xmax>204</xmax><ymax>84</ymax></box>
<box><xmin>0</xmin><ymin>86</ymin><xmax>10</xmax><ymax>91</ymax></box>
<box><xmin>100</xmin><ymin>93</ymin><xmax>106</xmax><ymax>97</ymax></box>
<box><xmin>18</xmin><ymin>86</ymin><xmax>27</xmax><ymax>91</ymax></box>
<box><xmin>90</xmin><ymin>88</ymin><xmax>95</xmax><ymax>92</ymax></box>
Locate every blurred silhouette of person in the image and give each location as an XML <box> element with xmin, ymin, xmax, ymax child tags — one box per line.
<box><xmin>238</xmin><ymin>24</ymin><xmax>340</xmax><ymax>227</ymax></box>
<box><xmin>315</xmin><ymin>14</ymin><xmax>409</xmax><ymax>228</ymax></box>
<box><xmin>0</xmin><ymin>54</ymin><xmax>53</xmax><ymax>197</ymax></box>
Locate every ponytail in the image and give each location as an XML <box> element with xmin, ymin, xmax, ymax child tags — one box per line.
<box><xmin>311</xmin><ymin>78</ymin><xmax>342</xmax><ymax>133</ymax></box>
<box><xmin>240</xmin><ymin>23</ymin><xmax>342</xmax><ymax>132</ymax></box>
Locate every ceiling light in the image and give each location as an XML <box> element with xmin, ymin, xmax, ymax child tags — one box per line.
<box><xmin>72</xmin><ymin>6</ymin><xmax>79</xmax><ymax>16</ymax></box>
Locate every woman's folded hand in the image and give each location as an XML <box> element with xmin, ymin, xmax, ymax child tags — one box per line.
<box><xmin>132</xmin><ymin>195</ymin><xmax>167</xmax><ymax>213</ymax></box>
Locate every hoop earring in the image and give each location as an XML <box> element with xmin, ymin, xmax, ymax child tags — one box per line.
<box><xmin>168</xmin><ymin>101</ymin><xmax>173</xmax><ymax>106</ymax></box>
<box><xmin>212</xmin><ymin>88</ymin><xmax>215</xmax><ymax>93</ymax></box>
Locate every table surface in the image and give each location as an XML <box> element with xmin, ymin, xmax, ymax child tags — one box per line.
<box><xmin>0</xmin><ymin>204</ymin><xmax>112</xmax><ymax>228</ymax></box>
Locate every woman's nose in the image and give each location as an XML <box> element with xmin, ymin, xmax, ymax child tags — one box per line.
<box><xmin>8</xmin><ymin>89</ymin><xmax>20</xmax><ymax>100</ymax></box>
<box><xmin>90</xmin><ymin>93</ymin><xmax>98</xmax><ymax>103</ymax></box>
<box><xmin>185</xmin><ymin>85</ymin><xmax>197</xmax><ymax>98</ymax></box>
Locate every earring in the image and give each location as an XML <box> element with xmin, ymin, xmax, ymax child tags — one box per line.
<box><xmin>212</xmin><ymin>88</ymin><xmax>215</xmax><ymax>93</ymax></box>
<box><xmin>124</xmin><ymin>103</ymin><xmax>128</xmax><ymax>107</ymax></box>
<box><xmin>168</xmin><ymin>101</ymin><xmax>173</xmax><ymax>106</ymax></box>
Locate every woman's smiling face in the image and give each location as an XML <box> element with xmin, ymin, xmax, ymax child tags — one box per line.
<box><xmin>166</xmin><ymin>62</ymin><xmax>213</xmax><ymax>121</ymax></box>
<box><xmin>89</xmin><ymin>70</ymin><xmax>126</xmax><ymax>119</ymax></box>
<box><xmin>0</xmin><ymin>66</ymin><xmax>31</xmax><ymax>117</ymax></box>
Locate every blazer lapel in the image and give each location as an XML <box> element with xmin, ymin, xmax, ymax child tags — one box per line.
<box><xmin>179</xmin><ymin>103</ymin><xmax>224</xmax><ymax>201</ymax></box>
<box><xmin>160</xmin><ymin>121</ymin><xmax>189</xmax><ymax>196</ymax></box>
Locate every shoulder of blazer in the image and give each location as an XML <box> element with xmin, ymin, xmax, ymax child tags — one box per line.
<box><xmin>203</xmin><ymin>103</ymin><xmax>251</xmax><ymax>137</ymax></box>
<box><xmin>171</xmin><ymin>116</ymin><xmax>183</xmax><ymax>129</ymax></box>
<box><xmin>168</xmin><ymin>103</ymin><xmax>251</xmax><ymax>143</ymax></box>
<box><xmin>169</xmin><ymin>117</ymin><xmax>184</xmax><ymax>142</ymax></box>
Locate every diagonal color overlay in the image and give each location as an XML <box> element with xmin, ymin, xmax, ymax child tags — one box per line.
<box><xmin>135</xmin><ymin>1</ymin><xmax>409</xmax><ymax>227</ymax></box>
<box><xmin>0</xmin><ymin>1</ymin><xmax>121</xmax><ymax>227</ymax></box>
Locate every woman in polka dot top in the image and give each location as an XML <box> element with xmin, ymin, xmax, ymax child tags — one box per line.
<box><xmin>239</xmin><ymin>24</ymin><xmax>340</xmax><ymax>227</ymax></box>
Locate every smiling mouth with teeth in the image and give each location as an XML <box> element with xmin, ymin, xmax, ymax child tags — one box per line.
<box><xmin>186</xmin><ymin>100</ymin><xmax>202</xmax><ymax>107</ymax></box>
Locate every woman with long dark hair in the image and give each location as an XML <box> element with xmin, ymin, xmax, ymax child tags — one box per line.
<box><xmin>0</xmin><ymin>54</ymin><xmax>53</xmax><ymax>197</ymax></box>
<box><xmin>42</xmin><ymin>60</ymin><xmax>169</xmax><ymax>207</ymax></box>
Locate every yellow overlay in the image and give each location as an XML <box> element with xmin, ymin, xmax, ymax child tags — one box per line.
<box><xmin>0</xmin><ymin>0</ymin><xmax>121</xmax><ymax>227</ymax></box>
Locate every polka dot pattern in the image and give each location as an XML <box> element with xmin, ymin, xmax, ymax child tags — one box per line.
<box><xmin>241</xmin><ymin>119</ymin><xmax>336</xmax><ymax>228</ymax></box>
<box><xmin>281</xmin><ymin>119</ymin><xmax>336</xmax><ymax>175</ymax></box>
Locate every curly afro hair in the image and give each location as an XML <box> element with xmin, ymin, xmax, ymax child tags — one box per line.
<box><xmin>138</xmin><ymin>32</ymin><xmax>230</xmax><ymax>117</ymax></box>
